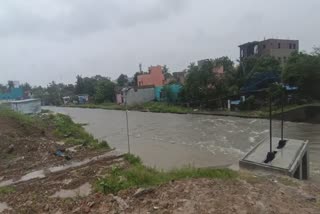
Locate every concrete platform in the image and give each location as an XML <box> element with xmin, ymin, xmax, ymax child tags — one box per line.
<box><xmin>240</xmin><ymin>137</ymin><xmax>309</xmax><ymax>179</ymax></box>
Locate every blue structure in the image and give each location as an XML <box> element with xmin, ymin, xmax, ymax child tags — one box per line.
<box><xmin>0</xmin><ymin>88</ymin><xmax>23</xmax><ymax>100</ymax></box>
<box><xmin>155</xmin><ymin>84</ymin><xmax>182</xmax><ymax>102</ymax></box>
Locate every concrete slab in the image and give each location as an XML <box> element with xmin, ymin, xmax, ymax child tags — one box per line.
<box><xmin>240</xmin><ymin>137</ymin><xmax>309</xmax><ymax>179</ymax></box>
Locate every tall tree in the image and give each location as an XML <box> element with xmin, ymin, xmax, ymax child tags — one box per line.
<box><xmin>95</xmin><ymin>80</ymin><xmax>116</xmax><ymax>103</ymax></box>
<box><xmin>117</xmin><ymin>74</ymin><xmax>128</xmax><ymax>87</ymax></box>
<box><xmin>283</xmin><ymin>50</ymin><xmax>320</xmax><ymax>100</ymax></box>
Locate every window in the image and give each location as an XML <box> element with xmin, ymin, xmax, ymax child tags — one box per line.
<box><xmin>293</xmin><ymin>44</ymin><xmax>296</xmax><ymax>49</ymax></box>
<box><xmin>278</xmin><ymin>43</ymin><xmax>281</xmax><ymax>49</ymax></box>
<box><xmin>263</xmin><ymin>44</ymin><xmax>266</xmax><ymax>49</ymax></box>
<box><xmin>289</xmin><ymin>43</ymin><xmax>292</xmax><ymax>49</ymax></box>
<box><xmin>278</xmin><ymin>57</ymin><xmax>281</xmax><ymax>61</ymax></box>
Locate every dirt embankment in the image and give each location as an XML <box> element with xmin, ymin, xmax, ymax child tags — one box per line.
<box><xmin>0</xmin><ymin>113</ymin><xmax>319</xmax><ymax>213</ymax></box>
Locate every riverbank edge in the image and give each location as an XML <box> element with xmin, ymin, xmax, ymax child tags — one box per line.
<box><xmin>58</xmin><ymin>103</ymin><xmax>319</xmax><ymax>121</ymax></box>
<box><xmin>60</xmin><ymin>103</ymin><xmax>266</xmax><ymax>119</ymax></box>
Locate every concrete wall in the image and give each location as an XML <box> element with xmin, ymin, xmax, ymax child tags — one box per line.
<box><xmin>10</xmin><ymin>99</ymin><xmax>41</xmax><ymax>114</ymax></box>
<box><xmin>126</xmin><ymin>88</ymin><xmax>155</xmax><ymax>105</ymax></box>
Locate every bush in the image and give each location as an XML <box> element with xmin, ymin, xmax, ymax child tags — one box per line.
<box><xmin>123</xmin><ymin>154</ymin><xmax>142</xmax><ymax>165</ymax></box>
<box><xmin>239</xmin><ymin>95</ymin><xmax>257</xmax><ymax>110</ymax></box>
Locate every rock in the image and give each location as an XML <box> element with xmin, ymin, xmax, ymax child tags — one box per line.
<box><xmin>306</xmin><ymin>197</ymin><xmax>317</xmax><ymax>203</ymax></box>
<box><xmin>72</xmin><ymin>207</ymin><xmax>81</xmax><ymax>213</ymax></box>
<box><xmin>153</xmin><ymin>206</ymin><xmax>160</xmax><ymax>210</ymax></box>
<box><xmin>43</xmin><ymin>204</ymin><xmax>49</xmax><ymax>211</ymax></box>
<box><xmin>83</xmin><ymin>206</ymin><xmax>91</xmax><ymax>213</ymax></box>
<box><xmin>7</xmin><ymin>144</ymin><xmax>14</xmax><ymax>154</ymax></box>
<box><xmin>133</xmin><ymin>188</ymin><xmax>154</xmax><ymax>198</ymax></box>
<box><xmin>87</xmin><ymin>201</ymin><xmax>95</xmax><ymax>208</ymax></box>
<box><xmin>112</xmin><ymin>195</ymin><xmax>129</xmax><ymax>211</ymax></box>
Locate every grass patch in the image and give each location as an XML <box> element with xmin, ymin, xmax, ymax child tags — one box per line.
<box><xmin>123</xmin><ymin>153</ymin><xmax>142</xmax><ymax>165</ymax></box>
<box><xmin>97</xmin><ymin>154</ymin><xmax>237</xmax><ymax>194</ymax></box>
<box><xmin>66</xmin><ymin>102</ymin><xmax>192</xmax><ymax>114</ymax></box>
<box><xmin>129</xmin><ymin>102</ymin><xmax>191</xmax><ymax>114</ymax></box>
<box><xmin>277</xmin><ymin>177</ymin><xmax>299</xmax><ymax>187</ymax></box>
<box><xmin>48</xmin><ymin>113</ymin><xmax>110</xmax><ymax>150</ymax></box>
<box><xmin>0</xmin><ymin>186</ymin><xmax>16</xmax><ymax>195</ymax></box>
<box><xmin>0</xmin><ymin>107</ymin><xmax>36</xmax><ymax>126</ymax></box>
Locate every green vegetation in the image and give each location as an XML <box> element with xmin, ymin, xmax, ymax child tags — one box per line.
<box><xmin>123</xmin><ymin>153</ymin><xmax>142</xmax><ymax>165</ymax></box>
<box><xmin>129</xmin><ymin>102</ymin><xmax>191</xmax><ymax>114</ymax></box>
<box><xmin>49</xmin><ymin>113</ymin><xmax>110</xmax><ymax>149</ymax></box>
<box><xmin>0</xmin><ymin>107</ymin><xmax>110</xmax><ymax>150</ymax></box>
<box><xmin>0</xmin><ymin>106</ymin><xmax>37</xmax><ymax>127</ymax></box>
<box><xmin>67</xmin><ymin>102</ymin><xmax>124</xmax><ymax>111</ymax></box>
<box><xmin>0</xmin><ymin>186</ymin><xmax>16</xmax><ymax>195</ymax></box>
<box><xmin>97</xmin><ymin>154</ymin><xmax>237</xmax><ymax>194</ymax></box>
<box><xmin>68</xmin><ymin>102</ymin><xmax>191</xmax><ymax>114</ymax></box>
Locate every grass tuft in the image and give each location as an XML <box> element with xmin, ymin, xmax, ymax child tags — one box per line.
<box><xmin>97</xmin><ymin>155</ymin><xmax>237</xmax><ymax>194</ymax></box>
<box><xmin>0</xmin><ymin>186</ymin><xmax>16</xmax><ymax>195</ymax></box>
<box><xmin>123</xmin><ymin>154</ymin><xmax>142</xmax><ymax>165</ymax></box>
<box><xmin>50</xmin><ymin>113</ymin><xmax>110</xmax><ymax>149</ymax></box>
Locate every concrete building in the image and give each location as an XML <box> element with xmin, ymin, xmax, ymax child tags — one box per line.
<box><xmin>117</xmin><ymin>87</ymin><xmax>155</xmax><ymax>105</ymax></box>
<box><xmin>239</xmin><ymin>38</ymin><xmax>299</xmax><ymax>63</ymax></box>
<box><xmin>172</xmin><ymin>71</ymin><xmax>187</xmax><ymax>84</ymax></box>
<box><xmin>137</xmin><ymin>65</ymin><xmax>165</xmax><ymax>87</ymax></box>
<box><xmin>10</xmin><ymin>99</ymin><xmax>41</xmax><ymax>114</ymax></box>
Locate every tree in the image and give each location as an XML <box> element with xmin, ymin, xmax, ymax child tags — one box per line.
<box><xmin>161</xmin><ymin>85</ymin><xmax>175</xmax><ymax>103</ymax></box>
<box><xmin>283</xmin><ymin>50</ymin><xmax>320</xmax><ymax>100</ymax></box>
<box><xmin>183</xmin><ymin>61</ymin><xmax>218</xmax><ymax>106</ymax></box>
<box><xmin>95</xmin><ymin>80</ymin><xmax>116</xmax><ymax>103</ymax></box>
<box><xmin>7</xmin><ymin>81</ymin><xmax>14</xmax><ymax>89</ymax></box>
<box><xmin>163</xmin><ymin>65</ymin><xmax>169</xmax><ymax>74</ymax></box>
<box><xmin>133</xmin><ymin>72</ymin><xmax>140</xmax><ymax>86</ymax></box>
<box><xmin>117</xmin><ymin>74</ymin><xmax>128</xmax><ymax>87</ymax></box>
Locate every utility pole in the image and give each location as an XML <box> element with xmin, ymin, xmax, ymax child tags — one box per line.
<box><xmin>124</xmin><ymin>88</ymin><xmax>131</xmax><ymax>154</ymax></box>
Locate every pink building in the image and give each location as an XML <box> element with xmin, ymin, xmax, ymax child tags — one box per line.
<box><xmin>137</xmin><ymin>65</ymin><xmax>165</xmax><ymax>87</ymax></box>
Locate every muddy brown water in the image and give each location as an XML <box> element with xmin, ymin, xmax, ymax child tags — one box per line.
<box><xmin>45</xmin><ymin>107</ymin><xmax>320</xmax><ymax>182</ymax></box>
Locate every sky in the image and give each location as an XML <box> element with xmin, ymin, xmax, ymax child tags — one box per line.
<box><xmin>0</xmin><ymin>0</ymin><xmax>319</xmax><ymax>86</ymax></box>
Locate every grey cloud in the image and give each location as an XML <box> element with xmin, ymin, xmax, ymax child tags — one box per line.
<box><xmin>0</xmin><ymin>0</ymin><xmax>188</xmax><ymax>39</ymax></box>
<box><xmin>0</xmin><ymin>0</ymin><xmax>320</xmax><ymax>86</ymax></box>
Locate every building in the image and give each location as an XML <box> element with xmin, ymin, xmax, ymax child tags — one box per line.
<box><xmin>172</xmin><ymin>71</ymin><xmax>187</xmax><ymax>84</ymax></box>
<box><xmin>137</xmin><ymin>65</ymin><xmax>165</xmax><ymax>87</ymax></box>
<box><xmin>0</xmin><ymin>87</ymin><xmax>23</xmax><ymax>101</ymax></box>
<box><xmin>116</xmin><ymin>86</ymin><xmax>155</xmax><ymax>105</ymax></box>
<box><xmin>155</xmin><ymin>84</ymin><xmax>182</xmax><ymax>102</ymax></box>
<box><xmin>10</xmin><ymin>99</ymin><xmax>41</xmax><ymax>114</ymax></box>
<box><xmin>239</xmin><ymin>38</ymin><xmax>299</xmax><ymax>63</ymax></box>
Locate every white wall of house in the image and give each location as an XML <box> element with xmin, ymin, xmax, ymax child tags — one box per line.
<box><xmin>126</xmin><ymin>88</ymin><xmax>155</xmax><ymax>105</ymax></box>
<box><xmin>10</xmin><ymin>99</ymin><xmax>41</xmax><ymax>114</ymax></box>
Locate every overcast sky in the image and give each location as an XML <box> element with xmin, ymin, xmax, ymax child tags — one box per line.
<box><xmin>0</xmin><ymin>0</ymin><xmax>319</xmax><ymax>86</ymax></box>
